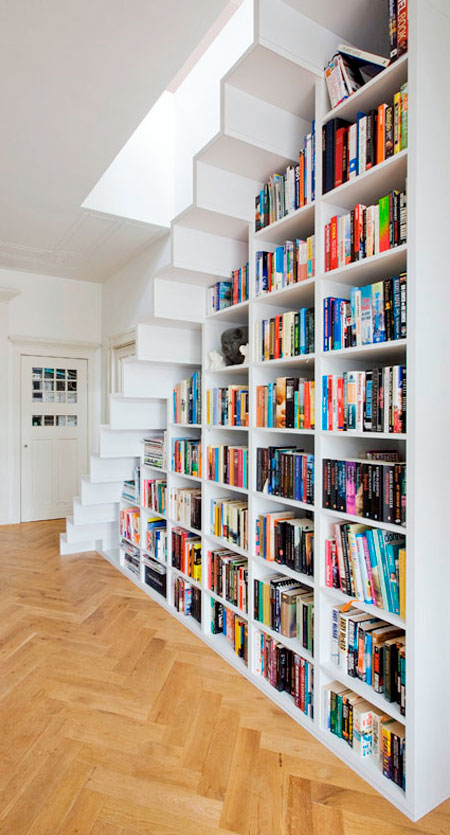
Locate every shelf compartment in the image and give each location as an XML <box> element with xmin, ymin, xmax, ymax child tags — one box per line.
<box><xmin>170</xmin><ymin>519</ymin><xmax>202</xmax><ymax>537</ymax></box>
<box><xmin>254</xmin><ymin>668</ymin><xmax>315</xmax><ymax>729</ymax></box>
<box><xmin>170</xmin><ymin>565</ymin><xmax>202</xmax><ymax>590</ymax></box>
<box><xmin>254</xmin><ymin>426</ymin><xmax>315</xmax><ymax>435</ymax></box>
<box><xmin>321</xmin><ymin>430</ymin><xmax>406</xmax><ymax>441</ymax></box>
<box><xmin>254</xmin><ymin>277</ymin><xmax>315</xmax><ymax>308</ymax></box>
<box><xmin>321</xmin><ymin>584</ymin><xmax>405</xmax><ymax>629</ymax></box>
<box><xmin>206</xmin><ymin>299</ymin><xmax>249</xmax><ymax>323</ymax></box>
<box><xmin>322</xmin><ymin>507</ymin><xmax>406</xmax><ymax>535</ymax></box>
<box><xmin>205</xmin><ymin>533</ymin><xmax>249</xmax><ymax>559</ymax></box>
<box><xmin>252</xmin><ymin>553</ymin><xmax>314</xmax><ymax>589</ymax></box>
<box><xmin>205</xmin><ymin>424</ymin><xmax>249</xmax><ymax>431</ymax></box>
<box><xmin>206</xmin><ymin>588</ymin><xmax>248</xmax><ymax>619</ymax></box>
<box><xmin>204</xmin><ymin>363</ymin><xmax>249</xmax><ymax>374</ymax></box>
<box><xmin>254</xmin><ymin>353</ymin><xmax>315</xmax><ymax>368</ymax></box>
<box><xmin>209</xmin><ymin>631</ymin><xmax>248</xmax><ymax>670</ymax></box>
<box><xmin>141</xmin><ymin>507</ymin><xmax>167</xmax><ymax>521</ymax></box>
<box><xmin>321</xmin><ymin>244</ymin><xmax>407</xmax><ymax>287</ymax></box>
<box><xmin>254</xmin><ymin>202</ymin><xmax>315</xmax><ymax>244</ymax></box>
<box><xmin>322</xmin><ymin>150</ymin><xmax>407</xmax><ymax>211</ymax></box>
<box><xmin>322</xmin><ymin>54</ymin><xmax>408</xmax><ymax>126</ymax></box>
<box><xmin>169</xmin><ymin>470</ymin><xmax>202</xmax><ymax>483</ymax></box>
<box><xmin>253</xmin><ymin>619</ymin><xmax>314</xmax><ymax>665</ymax></box>
<box><xmin>170</xmin><ymin>423</ymin><xmax>203</xmax><ymax>429</ymax></box>
<box><xmin>321</xmin><ymin>338</ymin><xmax>406</xmax><ymax>363</ymax></box>
<box><xmin>206</xmin><ymin>479</ymin><xmax>248</xmax><ymax>495</ymax></box>
<box><xmin>253</xmin><ymin>490</ymin><xmax>314</xmax><ymax>514</ymax></box>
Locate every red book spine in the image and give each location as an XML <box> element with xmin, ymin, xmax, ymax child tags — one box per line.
<box><xmin>274</xmin><ymin>315</ymin><xmax>281</xmax><ymax>359</ymax></box>
<box><xmin>299</xmin><ymin>152</ymin><xmax>305</xmax><ymax>207</ymax></box>
<box><xmin>337</xmin><ymin>376</ymin><xmax>344</xmax><ymax>430</ymax></box>
<box><xmin>334</xmin><ymin>127</ymin><xmax>345</xmax><ymax>188</ymax></box>
<box><xmin>304</xmin><ymin>382</ymin><xmax>311</xmax><ymax>429</ymax></box>
<box><xmin>327</xmin><ymin>375</ymin><xmax>333</xmax><ymax>430</ymax></box>
<box><xmin>397</xmin><ymin>0</ymin><xmax>408</xmax><ymax>56</ymax></box>
<box><xmin>324</xmin><ymin>223</ymin><xmax>330</xmax><ymax>272</ymax></box>
<box><xmin>330</xmin><ymin>216</ymin><xmax>338</xmax><ymax>271</ymax></box>
<box><xmin>302</xmin><ymin>455</ymin><xmax>307</xmax><ymax>502</ymax></box>
<box><xmin>354</xmin><ymin>204</ymin><xmax>362</xmax><ymax>261</ymax></box>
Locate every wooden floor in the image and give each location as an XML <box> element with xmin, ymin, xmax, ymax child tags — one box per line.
<box><xmin>0</xmin><ymin>521</ymin><xmax>448</xmax><ymax>835</ymax></box>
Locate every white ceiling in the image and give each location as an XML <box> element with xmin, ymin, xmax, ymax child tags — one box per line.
<box><xmin>0</xmin><ymin>0</ymin><xmax>229</xmax><ymax>282</ymax></box>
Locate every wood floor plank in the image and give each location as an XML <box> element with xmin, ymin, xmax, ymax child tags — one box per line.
<box><xmin>0</xmin><ymin>519</ymin><xmax>448</xmax><ymax>835</ymax></box>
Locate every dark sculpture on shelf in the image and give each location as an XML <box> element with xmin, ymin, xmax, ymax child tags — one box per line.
<box><xmin>221</xmin><ymin>326</ymin><xmax>249</xmax><ymax>366</ymax></box>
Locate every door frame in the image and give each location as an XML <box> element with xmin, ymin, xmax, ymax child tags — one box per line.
<box><xmin>106</xmin><ymin>328</ymin><xmax>136</xmax><ymax>421</ymax></box>
<box><xmin>9</xmin><ymin>335</ymin><xmax>101</xmax><ymax>524</ymax></box>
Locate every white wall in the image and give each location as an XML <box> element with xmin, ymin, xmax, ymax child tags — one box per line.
<box><xmin>0</xmin><ymin>267</ymin><xmax>102</xmax><ymax>523</ymax></box>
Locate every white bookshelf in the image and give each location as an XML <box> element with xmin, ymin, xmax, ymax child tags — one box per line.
<box><xmin>110</xmin><ymin>0</ymin><xmax>450</xmax><ymax>822</ymax></box>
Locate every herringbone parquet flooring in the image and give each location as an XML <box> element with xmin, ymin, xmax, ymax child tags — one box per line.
<box><xmin>0</xmin><ymin>520</ymin><xmax>448</xmax><ymax>834</ymax></box>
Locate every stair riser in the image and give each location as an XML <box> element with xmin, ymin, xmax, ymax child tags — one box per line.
<box><xmin>73</xmin><ymin>502</ymin><xmax>119</xmax><ymax>526</ymax></box>
<box><xmin>81</xmin><ymin>479</ymin><xmax>123</xmax><ymax>505</ymax></box>
<box><xmin>109</xmin><ymin>397</ymin><xmax>166</xmax><ymax>430</ymax></box>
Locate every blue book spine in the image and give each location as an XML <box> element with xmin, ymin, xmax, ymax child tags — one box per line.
<box><xmin>300</xmin><ymin>308</ymin><xmax>306</xmax><ymax>354</ymax></box>
<box><xmin>294</xmin><ymin>454</ymin><xmax>302</xmax><ymax>501</ymax></box>
<box><xmin>333</xmin><ymin>299</ymin><xmax>342</xmax><ymax>350</ymax></box>
<box><xmin>385</xmin><ymin>543</ymin><xmax>400</xmax><ymax>614</ymax></box>
<box><xmin>392</xmin><ymin>275</ymin><xmax>401</xmax><ymax>340</ymax></box>
<box><xmin>376</xmin><ymin>530</ymin><xmax>393</xmax><ymax>612</ymax></box>
<box><xmin>311</xmin><ymin>120</ymin><xmax>316</xmax><ymax>202</ymax></box>
<box><xmin>365</xmin><ymin>632</ymin><xmax>373</xmax><ymax>685</ymax></box>
<box><xmin>323</xmin><ymin>298</ymin><xmax>329</xmax><ymax>352</ymax></box>
<box><xmin>322</xmin><ymin>375</ymin><xmax>328</xmax><ymax>430</ymax></box>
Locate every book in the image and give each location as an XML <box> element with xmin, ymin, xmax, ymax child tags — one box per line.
<box><xmin>173</xmin><ymin>371</ymin><xmax>201</xmax><ymax>424</ymax></box>
<box><xmin>206</xmin><ymin>444</ymin><xmax>248</xmax><ymax>489</ymax></box>
<box><xmin>255</xmin><ymin>125</ymin><xmax>316</xmax><ymax>230</ymax></box>
<box><xmin>323</xmin><ymin>275</ymin><xmax>406</xmax><ymax>351</ymax></box>
<box><xmin>322</xmin><ymin>365</ymin><xmax>406</xmax><ymax>433</ymax></box>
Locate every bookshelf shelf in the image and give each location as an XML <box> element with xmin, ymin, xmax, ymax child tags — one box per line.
<box><xmin>254</xmin><ymin>202</ymin><xmax>315</xmax><ymax>243</ymax></box>
<box><xmin>206</xmin><ymin>479</ymin><xmax>248</xmax><ymax>495</ymax></box>
<box><xmin>322</xmin><ymin>54</ymin><xmax>408</xmax><ymax>125</ymax></box>
<box><xmin>169</xmin><ymin>470</ymin><xmax>202</xmax><ymax>483</ymax></box>
<box><xmin>206</xmin><ymin>588</ymin><xmax>248</xmax><ymax>619</ymax></box>
<box><xmin>205</xmin><ymin>424</ymin><xmax>249</xmax><ymax>431</ymax></box>
<box><xmin>320</xmin><ymin>661</ymin><xmax>405</xmax><ymax>723</ymax></box>
<box><xmin>170</xmin><ymin>565</ymin><xmax>202</xmax><ymax>590</ymax></box>
<box><xmin>322</xmin><ymin>149</ymin><xmax>408</xmax><ymax>211</ymax></box>
<box><xmin>170</xmin><ymin>519</ymin><xmax>202</xmax><ymax>536</ymax></box>
<box><xmin>205</xmin><ymin>363</ymin><xmax>249</xmax><ymax>374</ymax></box>
<box><xmin>254</xmin><ymin>354</ymin><xmax>315</xmax><ymax>368</ymax></box>
<box><xmin>209</xmin><ymin>632</ymin><xmax>248</xmax><ymax>671</ymax></box>
<box><xmin>321</xmin><ymin>244</ymin><xmax>407</xmax><ymax>287</ymax></box>
<box><xmin>321</xmin><ymin>585</ymin><xmax>405</xmax><ymax>629</ymax></box>
<box><xmin>321</xmin><ymin>338</ymin><xmax>406</xmax><ymax>362</ymax></box>
<box><xmin>207</xmin><ymin>299</ymin><xmax>249</xmax><ymax>322</ymax></box>
<box><xmin>253</xmin><ymin>491</ymin><xmax>314</xmax><ymax>514</ymax></box>
<box><xmin>320</xmin><ymin>430</ymin><xmax>406</xmax><ymax>440</ymax></box>
<box><xmin>254</xmin><ymin>426</ymin><xmax>315</xmax><ymax>435</ymax></box>
<box><xmin>252</xmin><ymin>554</ymin><xmax>314</xmax><ymax>588</ymax></box>
<box><xmin>254</xmin><ymin>276</ymin><xmax>315</xmax><ymax>308</ymax></box>
<box><xmin>141</xmin><ymin>507</ymin><xmax>167</xmax><ymax>521</ymax></box>
<box><xmin>253</xmin><ymin>619</ymin><xmax>314</xmax><ymax>664</ymax></box>
<box><xmin>170</xmin><ymin>423</ymin><xmax>203</xmax><ymax>428</ymax></box>
<box><xmin>205</xmin><ymin>533</ymin><xmax>249</xmax><ymax>559</ymax></box>
<box><xmin>322</xmin><ymin>507</ymin><xmax>406</xmax><ymax>535</ymax></box>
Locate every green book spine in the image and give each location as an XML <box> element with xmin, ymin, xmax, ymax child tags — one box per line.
<box><xmin>379</xmin><ymin>195</ymin><xmax>390</xmax><ymax>252</ymax></box>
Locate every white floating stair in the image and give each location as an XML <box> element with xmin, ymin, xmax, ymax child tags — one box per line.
<box><xmin>73</xmin><ymin>497</ymin><xmax>119</xmax><ymax>526</ymax></box>
<box><xmin>99</xmin><ymin>426</ymin><xmax>158</xmax><ymax>459</ymax></box>
<box><xmin>109</xmin><ymin>394</ymin><xmax>166</xmax><ymax>430</ymax></box>
<box><xmin>59</xmin><ymin>533</ymin><xmax>98</xmax><ymax>556</ymax></box>
<box><xmin>65</xmin><ymin>517</ymin><xmax>117</xmax><ymax>547</ymax></box>
<box><xmin>90</xmin><ymin>454</ymin><xmax>137</xmax><ymax>484</ymax></box>
<box><xmin>136</xmin><ymin>322</ymin><xmax>201</xmax><ymax>365</ymax></box>
<box><xmin>155</xmin><ymin>225</ymin><xmax>248</xmax><ymax>287</ymax></box>
<box><xmin>80</xmin><ymin>475</ymin><xmax>123</xmax><ymax>505</ymax></box>
<box><xmin>122</xmin><ymin>356</ymin><xmax>203</xmax><ymax>396</ymax></box>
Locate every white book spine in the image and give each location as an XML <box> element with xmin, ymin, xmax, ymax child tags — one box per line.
<box><xmin>358</xmin><ymin>116</ymin><xmax>367</xmax><ymax>177</ymax></box>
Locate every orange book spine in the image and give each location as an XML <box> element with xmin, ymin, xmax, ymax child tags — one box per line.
<box><xmin>377</xmin><ymin>104</ymin><xmax>387</xmax><ymax>164</ymax></box>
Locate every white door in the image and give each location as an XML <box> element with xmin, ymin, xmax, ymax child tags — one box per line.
<box><xmin>21</xmin><ymin>355</ymin><xmax>88</xmax><ymax>521</ymax></box>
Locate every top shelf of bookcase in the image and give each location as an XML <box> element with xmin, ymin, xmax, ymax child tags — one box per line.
<box><xmin>322</xmin><ymin>54</ymin><xmax>408</xmax><ymax>126</ymax></box>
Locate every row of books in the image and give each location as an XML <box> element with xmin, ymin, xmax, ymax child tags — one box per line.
<box><xmin>210</xmin><ymin>601</ymin><xmax>248</xmax><ymax>664</ymax></box>
<box><xmin>210</xmin><ymin>497</ymin><xmax>248</xmax><ymax>551</ymax></box>
<box><xmin>325</xmin><ymin>44</ymin><xmax>390</xmax><ymax>110</ymax></box>
<box><xmin>144</xmin><ymin>555</ymin><xmax>167</xmax><ymax>598</ymax></box>
<box><xmin>143</xmin><ymin>434</ymin><xmax>166</xmax><ymax>469</ymax></box>
<box><xmin>173</xmin><ymin>577</ymin><xmax>202</xmax><ymax>623</ymax></box>
<box><xmin>323</xmin><ymin>681</ymin><xmax>405</xmax><ymax>789</ymax></box>
<box><xmin>256</xmin><ymin>447</ymin><xmax>315</xmax><ymax>506</ymax></box>
<box><xmin>322</xmin><ymin>366</ymin><xmax>406</xmax><ymax>434</ymax></box>
<box><xmin>255</xmin><ymin>308</ymin><xmax>315</xmax><ymax>362</ymax></box>
<box><xmin>326</xmin><ymin>522</ymin><xmax>405</xmax><ymax>616</ymax></box>
<box><xmin>122</xmin><ymin>540</ymin><xmax>140</xmax><ymax>577</ymax></box>
<box><xmin>206</xmin><ymin>385</ymin><xmax>248</xmax><ymax>428</ymax></box>
<box><xmin>254</xmin><ymin>124</ymin><xmax>316</xmax><ymax>231</ymax></box>
<box><xmin>207</xmin><ymin>265</ymin><xmax>249</xmax><ymax>315</ymax></box>
<box><xmin>255</xmin><ymin>237</ymin><xmax>315</xmax><ymax>296</ymax></box>
<box><xmin>171</xmin><ymin>528</ymin><xmax>201</xmax><ymax>582</ymax></box>
<box><xmin>206</xmin><ymin>444</ymin><xmax>248</xmax><ymax>490</ymax></box>
<box><xmin>143</xmin><ymin>478</ymin><xmax>166</xmax><ymax>515</ymax></box>
<box><xmin>120</xmin><ymin>507</ymin><xmax>140</xmax><ymax>545</ymax></box>
<box><xmin>322</xmin><ymin>86</ymin><xmax>407</xmax><ymax>193</ymax></box>
<box><xmin>256</xmin><ymin>634</ymin><xmax>314</xmax><ymax>717</ymax></box>
<box><xmin>168</xmin><ymin>486</ymin><xmax>201</xmax><ymax>531</ymax></box>
<box><xmin>122</xmin><ymin>467</ymin><xmax>140</xmax><ymax>504</ymax></box>
<box><xmin>171</xmin><ymin>438</ymin><xmax>201</xmax><ymax>478</ymax></box>
<box><xmin>145</xmin><ymin>517</ymin><xmax>167</xmax><ymax>562</ymax></box>
<box><xmin>254</xmin><ymin>576</ymin><xmax>313</xmax><ymax>652</ymax></box>
<box><xmin>255</xmin><ymin>512</ymin><xmax>314</xmax><ymax>576</ymax></box>
<box><xmin>207</xmin><ymin>549</ymin><xmax>248</xmax><ymax>613</ymax></box>
<box><xmin>323</xmin><ymin>274</ymin><xmax>407</xmax><ymax>351</ymax></box>
<box><xmin>324</xmin><ymin>190</ymin><xmax>407</xmax><ymax>272</ymax></box>
<box><xmin>332</xmin><ymin>605</ymin><xmax>405</xmax><ymax>711</ymax></box>
<box><xmin>256</xmin><ymin>377</ymin><xmax>315</xmax><ymax>430</ymax></box>
<box><xmin>323</xmin><ymin>456</ymin><xmax>406</xmax><ymax>526</ymax></box>
<box><xmin>389</xmin><ymin>0</ymin><xmax>408</xmax><ymax>62</ymax></box>
<box><xmin>173</xmin><ymin>371</ymin><xmax>201</xmax><ymax>425</ymax></box>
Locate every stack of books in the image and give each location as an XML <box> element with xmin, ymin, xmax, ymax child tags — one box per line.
<box><xmin>173</xmin><ymin>577</ymin><xmax>202</xmax><ymax>623</ymax></box>
<box><xmin>323</xmin><ymin>273</ymin><xmax>407</xmax><ymax>351</ymax></box>
<box><xmin>255</xmin><ymin>512</ymin><xmax>314</xmax><ymax>576</ymax></box>
<box><xmin>331</xmin><ymin>605</ymin><xmax>405</xmax><ymax>713</ymax></box>
<box><xmin>256</xmin><ymin>447</ymin><xmax>314</xmax><ymax>505</ymax></box>
<box><xmin>323</xmin><ymin>85</ymin><xmax>408</xmax><ymax>193</ymax></box>
<box><xmin>206</xmin><ymin>444</ymin><xmax>248</xmax><ymax>489</ymax></box>
<box><xmin>255</xmin><ymin>124</ymin><xmax>316</xmax><ymax>231</ymax></box>
<box><xmin>171</xmin><ymin>438</ymin><xmax>201</xmax><ymax>478</ymax></box>
<box><xmin>325</xmin><ymin>521</ymin><xmax>406</xmax><ymax>617</ymax></box>
<box><xmin>171</xmin><ymin>527</ymin><xmax>201</xmax><ymax>581</ymax></box>
<box><xmin>143</xmin><ymin>435</ymin><xmax>166</xmax><ymax>469</ymax></box>
<box><xmin>142</xmin><ymin>478</ymin><xmax>166</xmax><ymax>514</ymax></box>
<box><xmin>322</xmin><ymin>366</ymin><xmax>406</xmax><ymax>433</ymax></box>
<box><xmin>210</xmin><ymin>497</ymin><xmax>248</xmax><ymax>550</ymax></box>
<box><xmin>206</xmin><ymin>385</ymin><xmax>248</xmax><ymax>427</ymax></box>
<box><xmin>120</xmin><ymin>507</ymin><xmax>140</xmax><ymax>545</ymax></box>
<box><xmin>207</xmin><ymin>263</ymin><xmax>249</xmax><ymax>314</ymax></box>
<box><xmin>255</xmin><ymin>237</ymin><xmax>315</xmax><ymax>295</ymax></box>
<box><xmin>143</xmin><ymin>556</ymin><xmax>167</xmax><ymax>598</ymax></box>
<box><xmin>254</xmin><ymin>575</ymin><xmax>314</xmax><ymax>651</ymax></box>
<box><xmin>256</xmin><ymin>376</ymin><xmax>315</xmax><ymax>430</ymax></box>
<box><xmin>207</xmin><ymin>549</ymin><xmax>248</xmax><ymax>612</ymax></box>
<box><xmin>324</xmin><ymin>191</ymin><xmax>407</xmax><ymax>271</ymax></box>
<box><xmin>168</xmin><ymin>486</ymin><xmax>201</xmax><ymax>530</ymax></box>
<box><xmin>255</xmin><ymin>308</ymin><xmax>314</xmax><ymax>361</ymax></box>
<box><xmin>210</xmin><ymin>601</ymin><xmax>248</xmax><ymax>664</ymax></box>
<box><xmin>122</xmin><ymin>540</ymin><xmax>140</xmax><ymax>577</ymax></box>
<box><xmin>256</xmin><ymin>635</ymin><xmax>314</xmax><ymax>716</ymax></box>
<box><xmin>322</xmin><ymin>453</ymin><xmax>406</xmax><ymax>526</ymax></box>
<box><xmin>173</xmin><ymin>371</ymin><xmax>201</xmax><ymax>425</ymax></box>
<box><xmin>145</xmin><ymin>517</ymin><xmax>167</xmax><ymax>562</ymax></box>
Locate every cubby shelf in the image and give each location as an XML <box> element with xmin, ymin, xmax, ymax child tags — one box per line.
<box><xmin>206</xmin><ymin>588</ymin><xmax>248</xmax><ymax>619</ymax></box>
<box><xmin>254</xmin><ymin>201</ymin><xmax>315</xmax><ymax>243</ymax></box>
<box><xmin>320</xmin><ymin>584</ymin><xmax>405</xmax><ymax>629</ymax></box>
<box><xmin>321</xmin><ymin>244</ymin><xmax>407</xmax><ymax>287</ymax></box>
<box><xmin>253</xmin><ymin>619</ymin><xmax>314</xmax><ymax>665</ymax></box>
<box><xmin>322</xmin><ymin>149</ymin><xmax>408</xmax><ymax>210</ymax></box>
